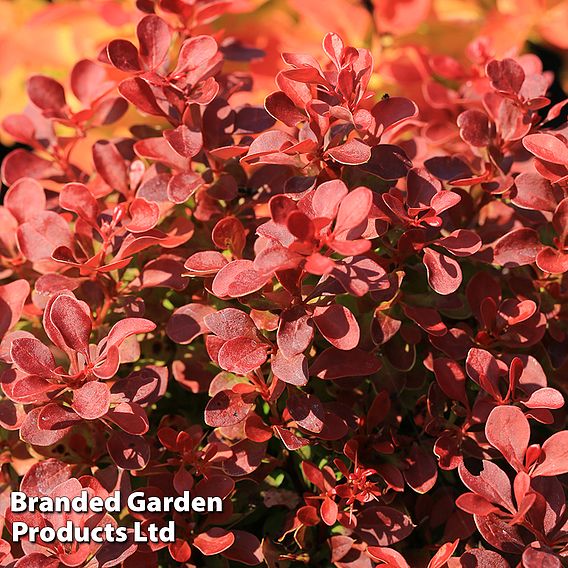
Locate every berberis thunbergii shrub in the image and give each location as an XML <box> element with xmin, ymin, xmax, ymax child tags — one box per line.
<box><xmin>1</xmin><ymin>2</ymin><xmax>568</xmax><ymax>566</ymax></box>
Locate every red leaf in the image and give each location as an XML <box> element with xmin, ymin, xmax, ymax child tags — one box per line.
<box><xmin>173</xmin><ymin>35</ymin><xmax>219</xmax><ymax>75</ymax></box>
<box><xmin>107</xmin><ymin>39</ymin><xmax>140</xmax><ymax>71</ymax></box>
<box><xmin>106</xmin><ymin>402</ymin><xmax>149</xmax><ymax>435</ymax></box>
<box><xmin>184</xmin><ymin>251</ymin><xmax>228</xmax><ymax>275</ymax></box>
<box><xmin>273</xmin><ymin>425</ymin><xmax>309</xmax><ymax>450</ymax></box>
<box><xmin>217</xmin><ymin>337</ymin><xmax>268</xmax><ymax>374</ymax></box>
<box><xmin>193</xmin><ymin>528</ymin><xmax>235</xmax><ymax>555</ymax></box>
<box><xmin>537</xmin><ymin>247</ymin><xmax>568</xmax><ymax>274</ymax></box>
<box><xmin>164</xmin><ymin>125</ymin><xmax>203</xmax><ymax>158</ymax></box>
<box><xmin>10</xmin><ymin>337</ymin><xmax>56</xmax><ymax>376</ymax></box>
<box><xmin>104</xmin><ymin>318</ymin><xmax>156</xmax><ymax>351</ymax></box>
<box><xmin>136</xmin><ymin>15</ymin><xmax>171</xmax><ymax>70</ymax></box>
<box><xmin>72</xmin><ymin>382</ymin><xmax>111</xmax><ymax>419</ymax></box>
<box><xmin>321</xmin><ymin>496</ymin><xmax>338</xmax><ymax>526</ymax></box>
<box><xmin>532</xmin><ymin>431</ymin><xmax>568</xmax><ymax>476</ymax></box>
<box><xmin>169</xmin><ymin>539</ymin><xmax>192</xmax><ymax>563</ymax></box>
<box><xmin>4</xmin><ymin>178</ymin><xmax>46</xmax><ymax>224</ymax></box>
<box><xmin>432</xmin><ymin>358</ymin><xmax>468</xmax><ymax>407</ymax></box>
<box><xmin>276</xmin><ymin>306</ymin><xmax>314</xmax><ymax>357</ymax></box>
<box><xmin>59</xmin><ymin>183</ymin><xmax>98</xmax><ymax>224</ymax></box>
<box><xmin>367</xmin><ymin>547</ymin><xmax>410</xmax><ymax>567</ymax></box>
<box><xmin>403</xmin><ymin>305</ymin><xmax>447</xmax><ymax>336</ymax></box>
<box><xmin>455</xmin><ymin>492</ymin><xmax>500</xmax><ymax>515</ymax></box>
<box><xmin>313</xmin><ymin>304</ymin><xmax>360</xmax><ymax>350</ymax></box>
<box><xmin>271</xmin><ymin>351</ymin><xmax>309</xmax><ymax>386</ymax></box>
<box><xmin>423</xmin><ymin>248</ymin><xmax>462</xmax><ymax>295</ymax></box>
<box><xmin>523</xmin><ymin>387</ymin><xmax>564</xmax><ymax>410</ymax></box>
<box><xmin>356</xmin><ymin>506</ymin><xmax>414</xmax><ymax>546</ymax></box>
<box><xmin>92</xmin><ymin>141</ymin><xmax>129</xmax><ymax>194</ymax></box>
<box><xmin>1</xmin><ymin>149</ymin><xmax>58</xmax><ymax>186</ymax></box>
<box><xmin>437</xmin><ymin>229</ymin><xmax>482</xmax><ymax>256</ymax></box>
<box><xmin>427</xmin><ymin>540</ymin><xmax>459</xmax><ymax>568</ymax></box>
<box><xmin>107</xmin><ymin>432</ymin><xmax>150</xmax><ymax>470</ymax></box>
<box><xmin>167</xmin><ymin>304</ymin><xmax>216</xmax><ymax>344</ymax></box>
<box><xmin>17</xmin><ymin>211</ymin><xmax>73</xmax><ymax>262</ymax></box>
<box><xmin>485</xmin><ymin>406</ymin><xmax>530</xmax><ymax>471</ymax></box>
<box><xmin>513</xmin><ymin>173</ymin><xmax>558</xmax><ymax>212</ymax></box>
<box><xmin>287</xmin><ymin>392</ymin><xmax>325</xmax><ymax>433</ymax></box>
<box><xmin>310</xmin><ymin>347</ymin><xmax>381</xmax><ymax>379</ymax></box>
<box><xmin>167</xmin><ymin>171</ymin><xmax>202</xmax><ymax>203</ymax></box>
<box><xmin>458</xmin><ymin>460</ymin><xmax>514</xmax><ymax>511</ymax></box>
<box><xmin>403</xmin><ymin>444</ymin><xmax>438</xmax><ymax>493</ymax></box>
<box><xmin>487</xmin><ymin>58</ymin><xmax>525</xmax><ymax>94</ymax></box>
<box><xmin>326</xmin><ymin>139</ymin><xmax>371</xmax><ymax>165</ymax></box>
<box><xmin>124</xmin><ymin>198</ymin><xmax>160</xmax><ymax>233</ymax></box>
<box><xmin>492</xmin><ymin>228</ymin><xmax>543</xmax><ymax>267</ymax></box>
<box><xmin>369</xmin><ymin>96</ymin><xmax>418</xmax><ymax>135</ymax></box>
<box><xmin>334</xmin><ymin>186</ymin><xmax>373</xmax><ymax>237</ymax></box>
<box><xmin>265</xmin><ymin>91</ymin><xmax>305</xmax><ymax>126</ymax></box>
<box><xmin>20</xmin><ymin>458</ymin><xmax>72</xmax><ymax>496</ymax></box>
<box><xmin>0</xmin><ymin>280</ymin><xmax>30</xmax><ymax>339</ymax></box>
<box><xmin>457</xmin><ymin>109</ymin><xmax>490</xmax><ymax>147</ymax></box>
<box><xmin>118</xmin><ymin>77</ymin><xmax>165</xmax><ymax>116</ymax></box>
<box><xmin>47</xmin><ymin>293</ymin><xmax>92</xmax><ymax>353</ymax></box>
<box><xmin>20</xmin><ymin>408</ymin><xmax>70</xmax><ymax>446</ymax></box>
<box><xmin>205</xmin><ymin>390</ymin><xmax>255</xmax><ymax>427</ymax></box>
<box><xmin>212</xmin><ymin>260</ymin><xmax>269</xmax><ymax>298</ymax></box>
<box><xmin>222</xmin><ymin>531</ymin><xmax>263</xmax><ymax>566</ymax></box>
<box><xmin>204</xmin><ymin>308</ymin><xmax>257</xmax><ymax>340</ymax></box>
<box><xmin>212</xmin><ymin>216</ymin><xmax>246</xmax><ymax>257</ymax></box>
<box><xmin>27</xmin><ymin>75</ymin><xmax>66</xmax><ymax>113</ymax></box>
<box><xmin>523</xmin><ymin>133</ymin><xmax>568</xmax><ymax>164</ymax></box>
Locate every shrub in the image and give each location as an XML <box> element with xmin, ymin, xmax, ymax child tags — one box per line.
<box><xmin>1</xmin><ymin>2</ymin><xmax>568</xmax><ymax>567</ymax></box>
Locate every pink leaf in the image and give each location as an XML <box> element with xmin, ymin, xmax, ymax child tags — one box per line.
<box><xmin>523</xmin><ymin>387</ymin><xmax>564</xmax><ymax>410</ymax></box>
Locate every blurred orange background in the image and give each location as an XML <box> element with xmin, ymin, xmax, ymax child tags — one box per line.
<box><xmin>1</xmin><ymin>0</ymin><xmax>567</xmax><ymax>143</ymax></box>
